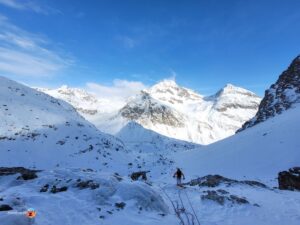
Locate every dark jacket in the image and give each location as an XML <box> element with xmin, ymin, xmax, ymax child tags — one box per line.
<box><xmin>173</xmin><ymin>169</ymin><xmax>185</xmax><ymax>179</ymax></box>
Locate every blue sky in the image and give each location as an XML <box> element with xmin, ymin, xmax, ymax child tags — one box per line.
<box><xmin>0</xmin><ymin>0</ymin><xmax>300</xmax><ymax>96</ymax></box>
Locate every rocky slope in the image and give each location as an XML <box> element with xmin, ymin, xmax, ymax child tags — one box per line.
<box><xmin>239</xmin><ymin>55</ymin><xmax>300</xmax><ymax>131</ymax></box>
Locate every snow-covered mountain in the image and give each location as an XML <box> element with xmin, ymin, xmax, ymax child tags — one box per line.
<box><xmin>0</xmin><ymin>76</ymin><xmax>129</xmax><ymax>171</ymax></box>
<box><xmin>40</xmin><ymin>80</ymin><xmax>261</xmax><ymax>145</ymax></box>
<box><xmin>1</xmin><ymin>67</ymin><xmax>300</xmax><ymax>225</ymax></box>
<box><xmin>239</xmin><ymin>55</ymin><xmax>300</xmax><ymax>131</ymax></box>
<box><xmin>37</xmin><ymin>85</ymin><xmax>122</xmax><ymax>121</ymax></box>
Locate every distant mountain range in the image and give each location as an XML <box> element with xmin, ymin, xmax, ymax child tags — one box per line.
<box><xmin>39</xmin><ymin>80</ymin><xmax>261</xmax><ymax>144</ymax></box>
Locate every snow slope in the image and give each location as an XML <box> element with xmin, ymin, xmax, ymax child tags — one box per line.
<box><xmin>0</xmin><ymin>76</ymin><xmax>129</xmax><ymax>171</ymax></box>
<box><xmin>176</xmin><ymin>103</ymin><xmax>300</xmax><ymax>182</ymax></box>
<box><xmin>116</xmin><ymin>121</ymin><xmax>198</xmax><ymax>150</ymax></box>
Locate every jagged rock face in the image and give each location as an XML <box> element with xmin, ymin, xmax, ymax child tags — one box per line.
<box><xmin>120</xmin><ymin>91</ymin><xmax>185</xmax><ymax>127</ymax></box>
<box><xmin>240</xmin><ymin>56</ymin><xmax>300</xmax><ymax>131</ymax></box>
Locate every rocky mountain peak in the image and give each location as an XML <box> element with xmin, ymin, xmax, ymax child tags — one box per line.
<box><xmin>239</xmin><ymin>55</ymin><xmax>300</xmax><ymax>131</ymax></box>
<box><xmin>150</xmin><ymin>79</ymin><xmax>178</xmax><ymax>90</ymax></box>
<box><xmin>215</xmin><ymin>83</ymin><xmax>258</xmax><ymax>98</ymax></box>
<box><xmin>148</xmin><ymin>80</ymin><xmax>202</xmax><ymax>104</ymax></box>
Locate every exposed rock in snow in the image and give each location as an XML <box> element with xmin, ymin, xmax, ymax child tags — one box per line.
<box><xmin>187</xmin><ymin>175</ymin><xmax>268</xmax><ymax>188</ymax></box>
<box><xmin>240</xmin><ymin>55</ymin><xmax>300</xmax><ymax>131</ymax></box>
<box><xmin>278</xmin><ymin>167</ymin><xmax>300</xmax><ymax>191</ymax></box>
<box><xmin>201</xmin><ymin>190</ymin><xmax>250</xmax><ymax>206</ymax></box>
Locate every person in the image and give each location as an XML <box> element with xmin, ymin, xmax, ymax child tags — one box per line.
<box><xmin>173</xmin><ymin>168</ymin><xmax>185</xmax><ymax>186</ymax></box>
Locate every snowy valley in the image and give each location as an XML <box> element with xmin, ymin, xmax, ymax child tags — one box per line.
<box><xmin>1</xmin><ymin>56</ymin><xmax>300</xmax><ymax>225</ymax></box>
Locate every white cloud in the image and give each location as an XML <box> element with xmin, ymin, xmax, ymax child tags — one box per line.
<box><xmin>117</xmin><ymin>36</ymin><xmax>138</xmax><ymax>49</ymax></box>
<box><xmin>0</xmin><ymin>0</ymin><xmax>24</xmax><ymax>9</ymax></box>
<box><xmin>0</xmin><ymin>15</ymin><xmax>72</xmax><ymax>77</ymax></box>
<box><xmin>85</xmin><ymin>79</ymin><xmax>147</xmax><ymax>102</ymax></box>
<box><xmin>0</xmin><ymin>0</ymin><xmax>60</xmax><ymax>14</ymax></box>
<box><xmin>167</xmin><ymin>69</ymin><xmax>177</xmax><ymax>81</ymax></box>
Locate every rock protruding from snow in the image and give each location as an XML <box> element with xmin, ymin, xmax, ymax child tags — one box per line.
<box><xmin>240</xmin><ymin>55</ymin><xmax>300</xmax><ymax>131</ymax></box>
<box><xmin>278</xmin><ymin>167</ymin><xmax>300</xmax><ymax>191</ymax></box>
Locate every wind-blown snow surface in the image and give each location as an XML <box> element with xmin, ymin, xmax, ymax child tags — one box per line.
<box><xmin>40</xmin><ymin>80</ymin><xmax>261</xmax><ymax>145</ymax></box>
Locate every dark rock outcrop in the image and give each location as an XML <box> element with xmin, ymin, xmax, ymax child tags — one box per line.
<box><xmin>278</xmin><ymin>167</ymin><xmax>300</xmax><ymax>191</ymax></box>
<box><xmin>0</xmin><ymin>204</ymin><xmax>13</xmax><ymax>211</ymax></box>
<box><xmin>130</xmin><ymin>171</ymin><xmax>150</xmax><ymax>181</ymax></box>
<box><xmin>239</xmin><ymin>55</ymin><xmax>300</xmax><ymax>131</ymax></box>
<box><xmin>76</xmin><ymin>180</ymin><xmax>100</xmax><ymax>190</ymax></box>
<box><xmin>201</xmin><ymin>190</ymin><xmax>249</xmax><ymax>205</ymax></box>
<box><xmin>115</xmin><ymin>202</ymin><xmax>126</xmax><ymax>209</ymax></box>
<box><xmin>0</xmin><ymin>167</ymin><xmax>40</xmax><ymax>180</ymax></box>
<box><xmin>187</xmin><ymin>174</ymin><xmax>267</xmax><ymax>188</ymax></box>
<box><xmin>50</xmin><ymin>185</ymin><xmax>68</xmax><ymax>193</ymax></box>
<box><xmin>40</xmin><ymin>184</ymin><xmax>49</xmax><ymax>192</ymax></box>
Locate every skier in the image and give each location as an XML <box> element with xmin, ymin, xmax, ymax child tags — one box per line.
<box><xmin>173</xmin><ymin>168</ymin><xmax>185</xmax><ymax>186</ymax></box>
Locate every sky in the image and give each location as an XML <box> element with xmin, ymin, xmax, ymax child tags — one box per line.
<box><xmin>0</xmin><ymin>0</ymin><xmax>300</xmax><ymax>97</ymax></box>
